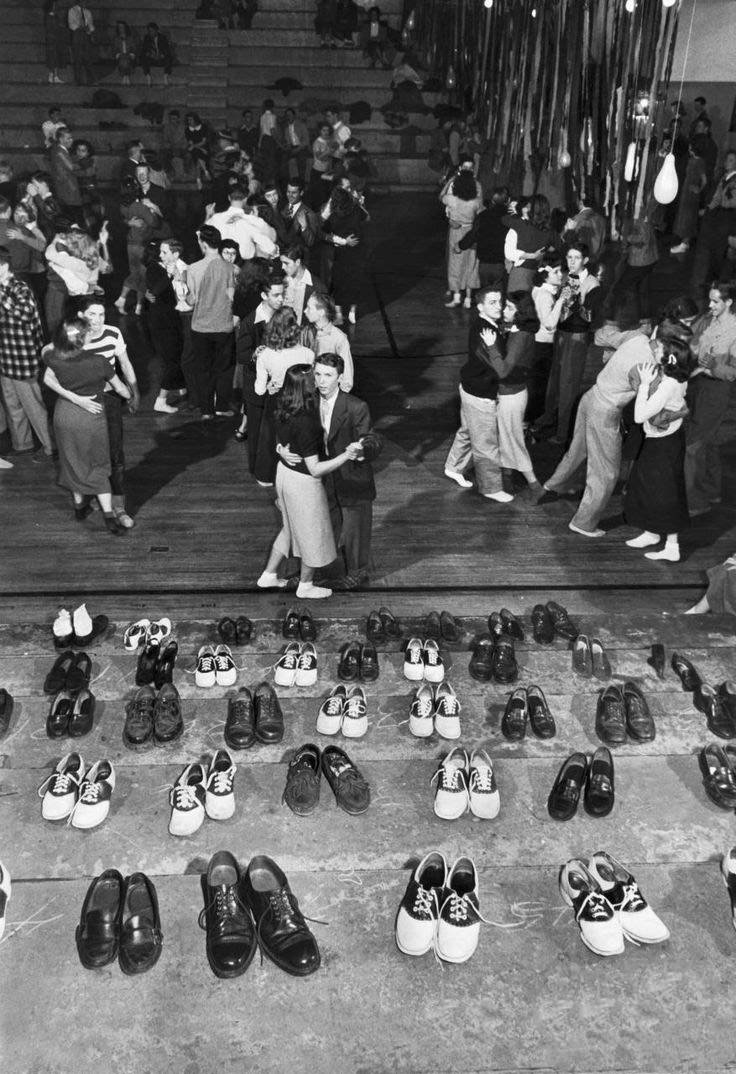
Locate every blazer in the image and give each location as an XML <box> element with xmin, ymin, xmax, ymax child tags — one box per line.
<box><xmin>48</xmin><ymin>144</ymin><xmax>82</xmax><ymax>207</ymax></box>
<box><xmin>324</xmin><ymin>390</ymin><xmax>382</xmax><ymax>505</ymax></box>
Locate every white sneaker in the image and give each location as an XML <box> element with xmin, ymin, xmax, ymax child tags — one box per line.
<box><xmin>436</xmin><ymin>857</ymin><xmax>483</xmax><ymax>963</ymax></box>
<box><xmin>317</xmin><ymin>685</ymin><xmax>346</xmax><ymax>735</ymax></box>
<box><xmin>257</xmin><ymin>571</ymin><xmax>288</xmax><ymax>589</ymax></box>
<box><xmin>483</xmin><ymin>490</ymin><xmax>514</xmax><ymax>503</ymax></box>
<box><xmin>409</xmin><ymin>683</ymin><xmax>435</xmax><ymax>738</ymax></box>
<box><xmin>0</xmin><ymin>457</ymin><xmax>13</xmax><ymax>469</ymax></box>
<box><xmin>432</xmin><ymin>747</ymin><xmax>469</xmax><ymax>819</ymax></box>
<box><xmin>214</xmin><ymin>644</ymin><xmax>237</xmax><ymax>687</ymax></box>
<box><xmin>38</xmin><ymin>753</ymin><xmax>84</xmax><ymax>820</ymax></box>
<box><xmin>559</xmin><ymin>859</ymin><xmax>624</xmax><ymax>956</ymax></box>
<box><xmin>444</xmin><ymin>468</ymin><xmax>473</xmax><ymax>489</ymax></box>
<box><xmin>69</xmin><ymin>760</ymin><xmax>115</xmax><ymax>829</ymax></box>
<box><xmin>195</xmin><ymin>644</ymin><xmax>217</xmax><ymax>688</ymax></box>
<box><xmin>124</xmin><ymin>618</ymin><xmax>150</xmax><ymax>652</ymax></box>
<box><xmin>0</xmin><ymin>860</ymin><xmax>10</xmax><ymax>940</ymax></box>
<box><xmin>274</xmin><ymin>642</ymin><xmax>301</xmax><ymax>687</ymax></box>
<box><xmin>205</xmin><ymin>749</ymin><xmax>237</xmax><ymax>820</ymax></box>
<box><xmin>53</xmin><ymin>607</ymin><xmax>73</xmax><ymax>645</ymax></box>
<box><xmin>295</xmin><ymin>642</ymin><xmax>318</xmax><ymax>687</ymax></box>
<box><xmin>147</xmin><ymin>618</ymin><xmax>172</xmax><ymax>645</ymax></box>
<box><xmin>169</xmin><ymin>763</ymin><xmax>207</xmax><ymax>836</ymax></box>
<box><xmin>587</xmin><ymin>851</ymin><xmax>670</xmax><ymax>944</ymax></box>
<box><xmin>645</xmin><ymin>545</ymin><xmax>680</xmax><ymax>562</ymax></box>
<box><xmin>468</xmin><ymin>748</ymin><xmax>500</xmax><ymax>819</ymax></box>
<box><xmin>296</xmin><ymin>581</ymin><xmax>333</xmax><ymax>599</ymax></box>
<box><xmin>72</xmin><ymin>602</ymin><xmax>93</xmax><ymax>640</ymax></box>
<box><xmin>433</xmin><ymin>681</ymin><xmax>461</xmax><ymax>739</ymax></box>
<box><xmin>341</xmin><ymin>685</ymin><xmax>368</xmax><ymax>738</ymax></box>
<box><xmin>153</xmin><ymin>396</ymin><xmax>179</xmax><ymax>413</ymax></box>
<box><xmin>403</xmin><ymin>637</ymin><xmax>424</xmax><ymax>681</ymax></box>
<box><xmin>395</xmin><ymin>851</ymin><xmax>447</xmax><ymax>956</ymax></box>
<box><xmin>670</xmin><ymin>241</ymin><xmax>689</xmax><ymax>254</ymax></box>
<box><xmin>422</xmin><ymin>639</ymin><xmax>445</xmax><ymax>684</ymax></box>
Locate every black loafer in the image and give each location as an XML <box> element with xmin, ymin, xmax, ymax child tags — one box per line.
<box><xmin>283</xmin><ymin>743</ymin><xmax>322</xmax><ymax>816</ymax></box>
<box><xmin>531</xmin><ymin>604</ymin><xmax>554</xmax><ymax>644</ymax></box>
<box><xmin>424</xmin><ymin>610</ymin><xmax>442</xmax><ymax>640</ymax></box>
<box><xmin>119</xmin><ymin>872</ymin><xmax>163</xmax><ymax>975</ymax></box>
<box><xmin>623</xmin><ymin>681</ymin><xmax>655</xmax><ymax>741</ymax></box>
<box><xmin>359</xmin><ymin>642</ymin><xmax>379</xmax><ymax>683</ymax></box>
<box><xmin>47</xmin><ymin>689</ymin><xmax>74</xmax><ymax>738</ymax></box>
<box><xmin>153</xmin><ymin>683</ymin><xmax>184</xmax><ymax>744</ymax></box>
<box><xmin>547</xmin><ymin>752</ymin><xmax>588</xmax><ymax>821</ymax></box>
<box><xmin>487</xmin><ymin>611</ymin><xmax>504</xmax><ymax>638</ymax></box>
<box><xmin>378</xmin><ymin>606</ymin><xmax>401</xmax><ymax>638</ymax></box>
<box><xmin>73</xmin><ymin>614</ymin><xmax>109</xmax><ymax>648</ymax></box>
<box><xmin>44</xmin><ymin>650</ymin><xmax>75</xmax><ymax>695</ymax></box>
<box><xmin>225</xmin><ymin>687</ymin><xmax>255</xmax><ymax>749</ymax></box>
<box><xmin>67</xmin><ymin>651</ymin><xmax>92</xmax><ymax>693</ymax></box>
<box><xmin>123</xmin><ymin>685</ymin><xmax>155</xmax><ymax>749</ymax></box>
<box><xmin>154</xmin><ymin>639</ymin><xmax>178</xmax><ymax>690</ymax></box>
<box><xmin>583</xmin><ymin>746</ymin><xmax>615</xmax><ymax>817</ymax></box>
<box><xmin>596</xmin><ymin>684</ymin><xmax>627</xmax><ymax>745</ymax></box>
<box><xmin>299</xmin><ymin>609</ymin><xmax>317</xmax><ymax>642</ymax></box>
<box><xmin>696</xmin><ymin>684</ymin><xmax>735</xmax><ymax>740</ymax></box>
<box><xmin>469</xmin><ymin>634</ymin><xmax>495</xmax><ymax>682</ymax></box>
<box><xmin>647</xmin><ymin>642</ymin><xmax>666</xmax><ymax>680</ymax></box>
<box><xmin>217</xmin><ymin>616</ymin><xmax>237</xmax><ymax>645</ymax></box>
<box><xmin>68</xmin><ymin>688</ymin><xmax>95</xmax><ymax>737</ymax></box>
<box><xmin>282</xmin><ymin>608</ymin><xmax>301</xmax><ymax>640</ymax></box>
<box><xmin>719</xmin><ymin>682</ymin><xmax>736</xmax><ymax>729</ymax></box>
<box><xmin>527</xmin><ymin>684</ymin><xmax>556</xmax><ymax>738</ymax></box>
<box><xmin>546</xmin><ymin>601</ymin><xmax>578</xmax><ymax>641</ymax></box>
<box><xmin>572</xmin><ymin>634</ymin><xmax>593</xmax><ymax>677</ymax></box>
<box><xmin>492</xmin><ymin>637</ymin><xmax>518</xmax><ymax>684</ymax></box>
<box><xmin>0</xmin><ymin>688</ymin><xmax>13</xmax><ymax>738</ymax></box>
<box><xmin>321</xmin><ymin>744</ymin><xmax>371</xmax><ymax>814</ymax></box>
<box><xmin>254</xmin><ymin>681</ymin><xmax>284</xmax><ymax>743</ymax></box>
<box><xmin>501</xmin><ymin>687</ymin><xmax>527</xmax><ymax>740</ymax></box>
<box><xmin>699</xmin><ymin>743</ymin><xmax>736</xmax><ymax>809</ymax></box>
<box><xmin>235</xmin><ymin>615</ymin><xmax>254</xmax><ymax>645</ymax></box>
<box><xmin>500</xmin><ymin>608</ymin><xmax>524</xmax><ymax>641</ymax></box>
<box><xmin>199</xmin><ymin>851</ymin><xmax>256</xmax><ymax>979</ymax></box>
<box><xmin>366</xmin><ymin>610</ymin><xmax>385</xmax><ymax>644</ymax></box>
<box><xmin>136</xmin><ymin>642</ymin><xmax>159</xmax><ymax>687</ymax></box>
<box><xmin>590</xmin><ymin>637</ymin><xmax>611</xmax><ymax>680</ymax></box>
<box><xmin>439</xmin><ymin>611</ymin><xmax>461</xmax><ymax>642</ymax></box>
<box><xmin>671</xmin><ymin>652</ymin><xmax>701</xmax><ymax>692</ymax></box>
<box><xmin>337</xmin><ymin>640</ymin><xmax>362</xmax><ymax>682</ymax></box>
<box><xmin>242</xmin><ymin>855</ymin><xmax>320</xmax><ymax>977</ymax></box>
<box><xmin>76</xmin><ymin>869</ymin><xmax>125</xmax><ymax>969</ymax></box>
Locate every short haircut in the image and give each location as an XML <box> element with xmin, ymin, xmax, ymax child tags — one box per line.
<box><xmin>476</xmin><ymin>284</ymin><xmax>503</xmax><ymax>304</ymax></box>
<box><xmin>32</xmin><ymin>170</ymin><xmax>52</xmax><ymax>185</ymax></box>
<box><xmin>281</xmin><ymin>242</ymin><xmax>305</xmax><ymax>263</ymax></box>
<box><xmin>198</xmin><ymin>224</ymin><xmax>222</xmax><ymax>250</ymax></box>
<box><xmin>228</xmin><ymin>187</ymin><xmax>247</xmax><ymax>201</ymax></box>
<box><xmin>55</xmin><ymin>127</ymin><xmax>70</xmax><ymax>142</ymax></box>
<box><xmin>710</xmin><ymin>280</ymin><xmax>736</xmax><ymax>304</ymax></box>
<box><xmin>0</xmin><ymin>246</ymin><xmax>11</xmax><ymax>267</ymax></box>
<box><xmin>79</xmin><ymin>294</ymin><xmax>106</xmax><ymax>313</ymax></box>
<box><xmin>314</xmin><ymin>351</ymin><xmax>344</xmax><ymax>375</ymax></box>
<box><xmin>661</xmin><ymin>295</ymin><xmax>698</xmax><ymax>322</ymax></box>
<box><xmin>0</xmin><ymin>197</ymin><xmax>10</xmax><ymax>215</ymax></box>
<box><xmin>565</xmin><ymin>241</ymin><xmax>590</xmax><ymax>260</ymax></box>
<box><xmin>263</xmin><ymin>98</ymin><xmax>274</xmax><ymax>110</ymax></box>
<box><xmin>161</xmin><ymin>237</ymin><xmax>183</xmax><ymax>255</ymax></box>
<box><xmin>261</xmin><ymin>273</ymin><xmax>285</xmax><ymax>295</ymax></box>
<box><xmin>220</xmin><ymin>238</ymin><xmax>239</xmax><ymax>257</ymax></box>
<box><xmin>539</xmin><ymin>250</ymin><xmax>563</xmax><ymax>271</ymax></box>
<box><xmin>308</xmin><ymin>291</ymin><xmax>336</xmax><ymax>320</ymax></box>
<box><xmin>127</xmin><ymin>139</ymin><xmax>143</xmax><ymax>151</ymax></box>
<box><xmin>147</xmin><ymin>21</ymin><xmax>159</xmax><ymax>30</ymax></box>
<box><xmin>286</xmin><ymin>180</ymin><xmax>303</xmax><ymax>192</ymax></box>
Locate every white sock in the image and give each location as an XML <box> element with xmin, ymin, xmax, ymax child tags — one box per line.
<box><xmin>296</xmin><ymin>582</ymin><xmax>332</xmax><ymax>599</ymax></box>
<box><xmin>54</xmin><ymin>607</ymin><xmax>72</xmax><ymax>638</ymax></box>
<box><xmin>626</xmin><ymin>531</ymin><xmax>659</xmax><ymax>548</ymax></box>
<box><xmin>73</xmin><ymin>603</ymin><xmax>93</xmax><ymax>636</ymax></box>
<box><xmin>257</xmin><ymin>571</ymin><xmax>287</xmax><ymax>589</ymax></box>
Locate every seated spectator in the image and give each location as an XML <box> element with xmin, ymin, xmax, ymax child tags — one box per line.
<box><xmin>333</xmin><ymin>0</ymin><xmax>359</xmax><ymax>47</ymax></box>
<box><xmin>359</xmin><ymin>6</ymin><xmax>392</xmax><ymax>68</ymax></box>
<box><xmin>114</xmin><ymin>20</ymin><xmax>137</xmax><ymax>85</ymax></box>
<box><xmin>232</xmin><ymin>0</ymin><xmax>259</xmax><ymax>29</ymax></box>
<box><xmin>315</xmin><ymin>0</ymin><xmax>338</xmax><ymax>48</ymax></box>
<box><xmin>42</xmin><ymin>107</ymin><xmax>67</xmax><ymax>149</ymax></box>
<box><xmin>140</xmin><ymin>22</ymin><xmax>173</xmax><ymax>87</ymax></box>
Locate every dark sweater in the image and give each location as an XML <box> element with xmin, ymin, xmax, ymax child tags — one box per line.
<box><xmin>458</xmin><ymin>203</ymin><xmax>508</xmax><ymax>264</ymax></box>
<box><xmin>459</xmin><ymin>315</ymin><xmax>503</xmax><ymax>399</ymax></box>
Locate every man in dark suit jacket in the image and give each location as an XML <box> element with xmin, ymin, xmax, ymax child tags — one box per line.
<box><xmin>48</xmin><ymin>128</ymin><xmax>82</xmax><ymax>221</ymax></box>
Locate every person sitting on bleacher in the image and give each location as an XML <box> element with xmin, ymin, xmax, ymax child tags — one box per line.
<box><xmin>139</xmin><ymin>22</ymin><xmax>173</xmax><ymax>87</ymax></box>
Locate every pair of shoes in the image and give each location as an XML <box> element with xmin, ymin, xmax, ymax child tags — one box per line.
<box><xmin>282</xmin><ymin>606</ymin><xmax>316</xmax><ymax>642</ymax></box>
<box><xmin>283</xmin><ymin>742</ymin><xmax>370</xmax><ymax>815</ymax></box>
<box><xmin>44</xmin><ymin>649</ymin><xmax>91</xmax><ymax>694</ymax></box>
<box><xmin>597</xmin><ymin>682</ymin><xmax>655</xmax><ymax>744</ymax></box>
<box><xmin>548</xmin><ymin>749</ymin><xmax>614</xmax><ymax>819</ymax></box>
<box><xmin>38</xmin><ymin>753</ymin><xmax>115</xmax><ymax>828</ymax></box>
<box><xmin>0</xmin><ymin>689</ymin><xmax>13</xmax><ymax>738</ymax></box>
<box><xmin>424</xmin><ymin>609</ymin><xmax>462</xmax><ymax>642</ymax></box>
<box><xmin>317</xmin><ymin>684</ymin><xmax>369</xmax><ymax>738</ymax></box>
<box><xmin>77</xmin><ymin>870</ymin><xmax>162</xmax><ymax>974</ymax></box>
<box><xmin>572</xmin><ymin>635</ymin><xmax>611</xmax><ymax>679</ymax></box>
<box><xmin>274</xmin><ymin>642</ymin><xmax>318</xmax><ymax>687</ymax></box>
<box><xmin>431</xmin><ymin>748</ymin><xmax>499</xmax><ymax>819</ymax></box>
<box><xmin>256</xmin><ymin>570</ymin><xmax>288</xmax><ymax>589</ymax></box>
<box><xmin>217</xmin><ymin>615</ymin><xmax>254</xmax><ymax>646</ymax></box>
<box><xmin>501</xmin><ymin>685</ymin><xmax>555</xmax><ymax>740</ymax></box>
<box><xmin>46</xmin><ymin>687</ymin><xmax>95</xmax><ymax>738</ymax></box>
<box><xmin>136</xmin><ymin>638</ymin><xmax>178</xmax><ymax>689</ymax></box>
<box><xmin>530</xmin><ymin>603</ymin><xmax>555</xmax><ymax>643</ymax></box>
<box><xmin>409</xmin><ymin>682</ymin><xmax>461</xmax><ymax>739</ymax></box>
<box><xmin>0</xmin><ymin>860</ymin><xmax>9</xmax><ymax>940</ymax></box>
<box><xmin>544</xmin><ymin>600</ymin><xmax>578</xmax><ymax>641</ymax></box>
<box><xmin>337</xmin><ymin>640</ymin><xmax>379</xmax><ymax>683</ymax></box>
<box><xmin>560</xmin><ymin>853</ymin><xmax>669</xmax><ymax>956</ymax></box>
<box><xmin>123</xmin><ymin>683</ymin><xmax>183</xmax><ymax>748</ymax></box>
<box><xmin>468</xmin><ymin>633</ymin><xmax>517</xmax><ymax>683</ymax></box>
<box><xmin>123</xmin><ymin>616</ymin><xmax>171</xmax><ymax>652</ymax></box>
<box><xmin>196</xmin><ymin>644</ymin><xmax>237</xmax><ymax>688</ymax></box>
<box><xmin>488</xmin><ymin>608</ymin><xmax>524</xmax><ymax>641</ymax></box>
<box><xmin>444</xmin><ymin>467</ymin><xmax>473</xmax><ymax>489</ymax></box>
<box><xmin>699</xmin><ymin>743</ymin><xmax>736</xmax><ymax>808</ymax></box>
<box><xmin>169</xmin><ymin>750</ymin><xmax>236</xmax><ymax>835</ymax></box>
<box><xmin>199</xmin><ymin>851</ymin><xmax>320</xmax><ymax>978</ymax></box>
<box><xmin>53</xmin><ymin>604</ymin><xmax>108</xmax><ymax>648</ymax></box>
<box><xmin>404</xmin><ymin>637</ymin><xmax>444</xmax><ymax>682</ymax></box>
<box><xmin>695</xmin><ymin>682</ymin><xmax>736</xmax><ymax>739</ymax></box>
<box><xmin>366</xmin><ymin>606</ymin><xmax>401</xmax><ymax>643</ymax></box>
<box><xmin>225</xmin><ymin>682</ymin><xmax>283</xmax><ymax>746</ymax></box>
<box><xmin>395</xmin><ymin>853</ymin><xmax>486</xmax><ymax>963</ymax></box>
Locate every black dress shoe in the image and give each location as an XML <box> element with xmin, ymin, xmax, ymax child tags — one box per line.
<box><xmin>73</xmin><ymin>613</ymin><xmax>109</xmax><ymax>648</ymax></box>
<box><xmin>671</xmin><ymin>652</ymin><xmax>701</xmax><ymax>692</ymax></box>
<box><xmin>44</xmin><ymin>650</ymin><xmax>75</xmax><ymax>695</ymax></box>
<box><xmin>590</xmin><ymin>638</ymin><xmax>611</xmax><ymax>680</ymax></box>
<box><xmin>547</xmin><ymin>752</ymin><xmax>588</xmax><ymax>820</ymax></box>
<box><xmin>366</xmin><ymin>610</ymin><xmax>385</xmax><ymax>644</ymax></box>
<box><xmin>527</xmin><ymin>684</ymin><xmax>556</xmax><ymax>738</ymax></box>
<box><xmin>572</xmin><ymin>634</ymin><xmax>592</xmax><ymax>677</ymax></box>
<box><xmin>719</xmin><ymin>681</ymin><xmax>736</xmax><ymax>727</ymax></box>
<box><xmin>254</xmin><ymin>681</ymin><xmax>284</xmax><ymax>743</ymax></box>
<box><xmin>359</xmin><ymin>642</ymin><xmax>379</xmax><ymax>683</ymax></box>
<box><xmin>47</xmin><ymin>690</ymin><xmax>74</xmax><ymax>738</ymax></box>
<box><xmin>119</xmin><ymin>872</ymin><xmax>163</xmax><ymax>975</ymax></box>
<box><xmin>501</xmin><ymin>687</ymin><xmax>527</xmax><ymax>740</ymax></box>
<box><xmin>242</xmin><ymin>855</ymin><xmax>321</xmax><ymax>977</ymax></box>
<box><xmin>217</xmin><ymin>616</ymin><xmax>237</xmax><ymax>645</ymax></box>
<box><xmin>596</xmin><ymin>685</ymin><xmax>627</xmax><ymax>745</ymax></box>
<box><xmin>378</xmin><ymin>606</ymin><xmax>401</xmax><ymax>638</ymax></box>
<box><xmin>154</xmin><ymin>639</ymin><xmax>178</xmax><ymax>690</ymax></box>
<box><xmin>492</xmin><ymin>637</ymin><xmax>518</xmax><ymax>684</ymax></box>
<box><xmin>439</xmin><ymin>611</ymin><xmax>461</xmax><ymax>642</ymax></box>
<box><xmin>199</xmin><ymin>851</ymin><xmax>256</xmax><ymax>979</ymax></box>
<box><xmin>583</xmin><ymin>746</ymin><xmax>615</xmax><ymax>817</ymax></box>
<box><xmin>76</xmin><ymin>869</ymin><xmax>125</xmax><ymax>969</ymax></box>
<box><xmin>546</xmin><ymin>600</ymin><xmax>578</xmax><ymax>641</ymax></box>
<box><xmin>469</xmin><ymin>634</ymin><xmax>494</xmax><ymax>682</ymax></box>
<box><xmin>67</xmin><ymin>651</ymin><xmax>92</xmax><ymax>693</ymax></box>
<box><xmin>695</xmin><ymin>684</ymin><xmax>735</xmax><ymax>739</ymax></box>
<box><xmin>136</xmin><ymin>642</ymin><xmax>159</xmax><ymax>687</ymax></box>
<box><xmin>623</xmin><ymin>681</ymin><xmax>655</xmax><ymax>741</ymax></box>
<box><xmin>235</xmin><ymin>615</ymin><xmax>254</xmax><ymax>645</ymax></box>
<box><xmin>283</xmin><ymin>743</ymin><xmax>322</xmax><ymax>816</ymax></box>
<box><xmin>500</xmin><ymin>608</ymin><xmax>524</xmax><ymax>641</ymax></box>
<box><xmin>647</xmin><ymin>643</ymin><xmax>666</xmax><ymax>680</ymax></box>
<box><xmin>337</xmin><ymin>640</ymin><xmax>362</xmax><ymax>682</ymax></box>
<box><xmin>282</xmin><ymin>608</ymin><xmax>301</xmax><ymax>640</ymax></box>
<box><xmin>699</xmin><ymin>743</ymin><xmax>736</xmax><ymax>808</ymax></box>
<box><xmin>123</xmin><ymin>685</ymin><xmax>155</xmax><ymax>749</ymax></box>
<box><xmin>424</xmin><ymin>610</ymin><xmax>441</xmax><ymax>640</ymax></box>
<box><xmin>0</xmin><ymin>688</ymin><xmax>13</xmax><ymax>738</ymax></box>
<box><xmin>531</xmin><ymin>604</ymin><xmax>554</xmax><ymax>645</ymax></box>
<box><xmin>299</xmin><ymin>609</ymin><xmax>317</xmax><ymax>642</ymax></box>
<box><xmin>225</xmin><ymin>687</ymin><xmax>255</xmax><ymax>749</ymax></box>
<box><xmin>68</xmin><ymin>688</ymin><xmax>95</xmax><ymax>737</ymax></box>
<box><xmin>487</xmin><ymin>611</ymin><xmax>504</xmax><ymax>638</ymax></box>
<box><xmin>321</xmin><ymin>744</ymin><xmax>371</xmax><ymax>814</ymax></box>
<box><xmin>153</xmin><ymin>683</ymin><xmax>183</xmax><ymax>744</ymax></box>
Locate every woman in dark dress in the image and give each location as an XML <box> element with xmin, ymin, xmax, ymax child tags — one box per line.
<box><xmin>185</xmin><ymin>112</ymin><xmax>212</xmax><ymax>187</ymax></box>
<box><xmin>42</xmin><ymin>318</ymin><xmax>131</xmax><ymax>535</ymax></box>
<box><xmin>323</xmin><ymin>185</ymin><xmax>369</xmax><ymax>324</ymax></box>
<box><xmin>143</xmin><ymin>241</ymin><xmax>185</xmax><ymax>413</ymax></box>
<box><xmin>257</xmin><ymin>365</ymin><xmax>363</xmax><ymax>599</ymax></box>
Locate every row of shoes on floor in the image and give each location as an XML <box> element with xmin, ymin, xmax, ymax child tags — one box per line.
<box><xmin>431</xmin><ymin>748</ymin><xmax>499</xmax><ymax>820</ymax></box>
<box><xmin>366</xmin><ymin>607</ymin><xmax>460</xmax><ymax>644</ymax></box>
<box><xmin>53</xmin><ymin>604</ymin><xmax>109</xmax><ymax>649</ymax></box>
<box><xmin>671</xmin><ymin>651</ymin><xmax>736</xmax><ymax>740</ymax></box>
<box><xmin>43</xmin><ymin>650</ymin><xmax>95</xmax><ymax>738</ymax></box>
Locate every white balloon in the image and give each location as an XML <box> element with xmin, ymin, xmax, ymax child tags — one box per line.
<box><xmin>624</xmin><ymin>141</ymin><xmax>637</xmax><ymax>182</ymax></box>
<box><xmin>653</xmin><ymin>152</ymin><xmax>679</xmax><ymax>204</ymax></box>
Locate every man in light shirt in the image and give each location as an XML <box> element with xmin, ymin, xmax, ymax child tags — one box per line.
<box><xmin>303</xmin><ymin>291</ymin><xmax>354</xmax><ymax>391</ymax></box>
<box><xmin>67</xmin><ymin>3</ymin><xmax>95</xmax><ymax>86</ymax></box>
<box><xmin>160</xmin><ymin>238</ymin><xmax>195</xmax><ymax>404</ymax></box>
<box><xmin>42</xmin><ymin>108</ymin><xmax>66</xmax><ymax>149</ymax></box>
<box><xmin>325</xmin><ymin>107</ymin><xmax>351</xmax><ymax>161</ymax></box>
<box><xmin>280</xmin><ymin>242</ymin><xmax>324</xmax><ymax>325</ymax></box>
<box><xmin>206</xmin><ymin>187</ymin><xmax>278</xmax><ymax>261</ymax></box>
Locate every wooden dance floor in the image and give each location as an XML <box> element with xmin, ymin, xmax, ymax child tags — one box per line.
<box><xmin>1</xmin><ymin>195</ymin><xmax>736</xmax><ymax>1074</ymax></box>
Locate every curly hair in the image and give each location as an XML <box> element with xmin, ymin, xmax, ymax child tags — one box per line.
<box><xmin>263</xmin><ymin>306</ymin><xmax>302</xmax><ymax>351</ymax></box>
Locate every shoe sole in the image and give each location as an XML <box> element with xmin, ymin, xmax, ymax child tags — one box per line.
<box><xmin>42</xmin><ymin>803</ymin><xmax>75</xmax><ymax>821</ymax></box>
<box><xmin>256</xmin><ymin>941</ymin><xmax>320</xmax><ymax>976</ymax></box>
<box><xmin>434</xmin><ymin>941</ymin><xmax>478</xmax><ymax>963</ymax></box>
<box><xmin>274</xmin><ymin>670</ymin><xmax>297</xmax><ymax>687</ymax></box>
<box><xmin>409</xmin><ymin>718</ymin><xmax>433</xmax><ymax>738</ymax></box>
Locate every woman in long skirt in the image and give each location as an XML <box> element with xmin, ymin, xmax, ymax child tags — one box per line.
<box><xmin>440</xmin><ymin>161</ymin><xmax>482</xmax><ymax>308</ymax></box>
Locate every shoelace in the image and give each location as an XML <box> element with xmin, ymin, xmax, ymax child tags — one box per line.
<box><xmin>172</xmin><ymin>782</ymin><xmax>202</xmax><ymax>809</ymax></box>
<box><xmin>442</xmin><ymin>889</ymin><xmax>489</xmax><ymax>925</ymax></box>
<box><xmin>283</xmin><ymin>760</ymin><xmax>319</xmax><ymax>802</ymax></box>
<box><xmin>323</xmin><ymin>695</ymin><xmax>343</xmax><ymax>715</ymax></box>
<box><xmin>198</xmin><ymin>654</ymin><xmax>215</xmax><ymax>671</ymax></box>
<box><xmin>215</xmin><ymin>653</ymin><xmax>233</xmax><ymax>670</ymax></box>
<box><xmin>469</xmin><ymin>764</ymin><xmax>493</xmax><ymax>792</ymax></box>
<box><xmin>279</xmin><ymin>651</ymin><xmax>298</xmax><ymax>668</ymax></box>
<box><xmin>412</xmin><ymin>885</ymin><xmax>438</xmax><ymax>920</ymax></box>
<box><xmin>66</xmin><ymin>778</ymin><xmax>106</xmax><ymax>826</ymax></box>
<box><xmin>425</xmin><ymin>648</ymin><xmax>441</xmax><ymax>666</ymax></box>
<box><xmin>432</xmin><ymin>764</ymin><xmax>464</xmax><ymax>791</ymax></box>
<box><xmin>298</xmin><ymin>650</ymin><xmax>316</xmax><ymax>668</ymax></box>
<box><xmin>576</xmin><ymin>890</ymin><xmax>612</xmax><ymax>922</ymax></box>
<box><xmin>255</xmin><ymin>889</ymin><xmax>327</xmax><ymax>963</ymax></box>
<box><xmin>209</xmin><ymin>766</ymin><xmax>236</xmax><ymax>794</ymax></box>
<box><xmin>38</xmin><ymin>769</ymin><xmax>81</xmax><ymax>797</ymax></box>
<box><xmin>344</xmin><ymin>696</ymin><xmax>366</xmax><ymax>720</ymax></box>
<box><xmin>413</xmin><ymin>694</ymin><xmax>433</xmax><ymax>719</ymax></box>
<box><xmin>407</xmin><ymin>644</ymin><xmax>422</xmax><ymax>663</ymax></box>
<box><xmin>436</xmin><ymin>692</ymin><xmax>459</xmax><ymax>715</ymax></box>
<box><xmin>618</xmin><ymin>881</ymin><xmax>647</xmax><ymax>913</ymax></box>
<box><xmin>198</xmin><ymin>886</ymin><xmax>248</xmax><ymax>930</ymax></box>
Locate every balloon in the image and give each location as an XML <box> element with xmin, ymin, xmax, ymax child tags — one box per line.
<box><xmin>625</xmin><ymin>0</ymin><xmax>635</xmax><ymax>11</ymax></box>
<box><xmin>559</xmin><ymin>149</ymin><xmax>572</xmax><ymax>168</ymax></box>
<box><xmin>446</xmin><ymin>64</ymin><xmax>456</xmax><ymax>90</ymax></box>
<box><xmin>653</xmin><ymin>152</ymin><xmax>679</xmax><ymax>204</ymax></box>
<box><xmin>406</xmin><ymin>9</ymin><xmax>415</xmax><ymax>30</ymax></box>
<box><xmin>624</xmin><ymin>141</ymin><xmax>637</xmax><ymax>182</ymax></box>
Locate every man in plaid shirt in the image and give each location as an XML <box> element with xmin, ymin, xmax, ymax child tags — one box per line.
<box><xmin>0</xmin><ymin>246</ymin><xmax>54</xmax><ymax>461</ymax></box>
